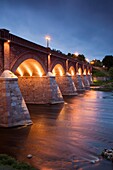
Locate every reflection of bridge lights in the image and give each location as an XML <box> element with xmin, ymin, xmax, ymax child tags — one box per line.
<box><xmin>16</xmin><ymin>67</ymin><xmax>23</xmax><ymax>76</ymax></box>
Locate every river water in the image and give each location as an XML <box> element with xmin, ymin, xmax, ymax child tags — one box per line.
<box><xmin>0</xmin><ymin>90</ymin><xmax>113</xmax><ymax>170</ymax></box>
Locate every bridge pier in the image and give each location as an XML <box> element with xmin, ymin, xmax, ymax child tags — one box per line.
<box><xmin>87</xmin><ymin>75</ymin><xmax>93</xmax><ymax>84</ymax></box>
<box><xmin>0</xmin><ymin>70</ymin><xmax>32</xmax><ymax>127</ymax></box>
<box><xmin>81</xmin><ymin>75</ymin><xmax>90</xmax><ymax>89</ymax></box>
<box><xmin>18</xmin><ymin>74</ymin><xmax>64</xmax><ymax>104</ymax></box>
<box><xmin>55</xmin><ymin>74</ymin><xmax>78</xmax><ymax>96</ymax></box>
<box><xmin>72</xmin><ymin>75</ymin><xmax>85</xmax><ymax>91</ymax></box>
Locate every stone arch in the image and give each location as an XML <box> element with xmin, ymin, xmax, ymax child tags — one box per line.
<box><xmin>83</xmin><ymin>68</ymin><xmax>87</xmax><ymax>75</ymax></box>
<box><xmin>52</xmin><ymin>64</ymin><xmax>65</xmax><ymax>76</ymax></box>
<box><xmin>15</xmin><ymin>59</ymin><xmax>46</xmax><ymax>77</ymax></box>
<box><xmin>50</xmin><ymin>59</ymin><xmax>66</xmax><ymax>73</ymax></box>
<box><xmin>69</xmin><ymin>66</ymin><xmax>76</xmax><ymax>76</ymax></box>
<box><xmin>78</xmin><ymin>67</ymin><xmax>83</xmax><ymax>75</ymax></box>
<box><xmin>11</xmin><ymin>52</ymin><xmax>47</xmax><ymax>74</ymax></box>
<box><xmin>87</xmin><ymin>68</ymin><xmax>91</xmax><ymax>75</ymax></box>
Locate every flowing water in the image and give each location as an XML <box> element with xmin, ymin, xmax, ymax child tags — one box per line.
<box><xmin>0</xmin><ymin>90</ymin><xmax>113</xmax><ymax>170</ymax></box>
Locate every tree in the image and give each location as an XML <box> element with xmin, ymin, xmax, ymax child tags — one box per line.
<box><xmin>109</xmin><ymin>67</ymin><xmax>113</xmax><ymax>79</ymax></box>
<box><xmin>102</xmin><ymin>55</ymin><xmax>113</xmax><ymax>69</ymax></box>
<box><xmin>67</xmin><ymin>53</ymin><xmax>72</xmax><ymax>56</ymax></box>
<box><xmin>90</xmin><ymin>59</ymin><xmax>102</xmax><ymax>67</ymax></box>
<box><xmin>77</xmin><ymin>54</ymin><xmax>85</xmax><ymax>61</ymax></box>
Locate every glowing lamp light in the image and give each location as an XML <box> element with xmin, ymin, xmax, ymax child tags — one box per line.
<box><xmin>24</xmin><ymin>64</ymin><xmax>32</xmax><ymax>76</ymax></box>
<box><xmin>74</xmin><ymin>52</ymin><xmax>79</xmax><ymax>56</ymax></box>
<box><xmin>88</xmin><ymin>70</ymin><xmax>90</xmax><ymax>75</ymax></box>
<box><xmin>16</xmin><ymin>67</ymin><xmax>23</xmax><ymax>76</ymax></box>
<box><xmin>45</xmin><ymin>36</ymin><xmax>51</xmax><ymax>41</ymax></box>
<box><xmin>7</xmin><ymin>40</ymin><xmax>11</xmax><ymax>43</ymax></box>
<box><xmin>45</xmin><ymin>35</ymin><xmax>51</xmax><ymax>47</ymax></box>
<box><xmin>90</xmin><ymin>61</ymin><xmax>94</xmax><ymax>65</ymax></box>
<box><xmin>78</xmin><ymin>68</ymin><xmax>82</xmax><ymax>75</ymax></box>
<box><xmin>59</xmin><ymin>68</ymin><xmax>63</xmax><ymax>76</ymax></box>
<box><xmin>71</xmin><ymin>70</ymin><xmax>75</xmax><ymax>76</ymax></box>
<box><xmin>33</xmin><ymin>63</ymin><xmax>42</xmax><ymax>77</ymax></box>
<box><xmin>86</xmin><ymin>58</ymin><xmax>89</xmax><ymax>62</ymax></box>
<box><xmin>52</xmin><ymin>69</ymin><xmax>56</xmax><ymax>76</ymax></box>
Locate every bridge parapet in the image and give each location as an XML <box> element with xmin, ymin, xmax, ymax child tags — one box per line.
<box><xmin>0</xmin><ymin>29</ymin><xmax>92</xmax><ymax>76</ymax></box>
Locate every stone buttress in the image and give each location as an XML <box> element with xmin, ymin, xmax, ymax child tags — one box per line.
<box><xmin>55</xmin><ymin>74</ymin><xmax>78</xmax><ymax>96</ymax></box>
<box><xmin>0</xmin><ymin>70</ymin><xmax>32</xmax><ymax>127</ymax></box>
<box><xmin>72</xmin><ymin>75</ymin><xmax>85</xmax><ymax>92</ymax></box>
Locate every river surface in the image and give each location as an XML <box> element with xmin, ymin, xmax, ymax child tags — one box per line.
<box><xmin>0</xmin><ymin>90</ymin><xmax>113</xmax><ymax>170</ymax></box>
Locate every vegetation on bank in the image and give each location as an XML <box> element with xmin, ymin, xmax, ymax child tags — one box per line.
<box><xmin>91</xmin><ymin>79</ymin><xmax>113</xmax><ymax>91</ymax></box>
<box><xmin>90</xmin><ymin>56</ymin><xmax>113</xmax><ymax>91</ymax></box>
<box><xmin>0</xmin><ymin>154</ymin><xmax>36</xmax><ymax>170</ymax></box>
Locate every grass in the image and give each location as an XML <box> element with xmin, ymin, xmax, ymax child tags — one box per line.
<box><xmin>0</xmin><ymin>154</ymin><xmax>36</xmax><ymax>170</ymax></box>
<box><xmin>92</xmin><ymin>79</ymin><xmax>113</xmax><ymax>86</ymax></box>
<box><xmin>91</xmin><ymin>80</ymin><xmax>113</xmax><ymax>91</ymax></box>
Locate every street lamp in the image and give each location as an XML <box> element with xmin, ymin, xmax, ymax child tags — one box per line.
<box><xmin>45</xmin><ymin>35</ymin><xmax>51</xmax><ymax>48</ymax></box>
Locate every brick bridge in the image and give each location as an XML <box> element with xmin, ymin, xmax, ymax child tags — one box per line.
<box><xmin>0</xmin><ymin>29</ymin><xmax>92</xmax><ymax>127</ymax></box>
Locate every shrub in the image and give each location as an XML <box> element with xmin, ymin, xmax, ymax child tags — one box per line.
<box><xmin>0</xmin><ymin>154</ymin><xmax>36</xmax><ymax>170</ymax></box>
<box><xmin>109</xmin><ymin>67</ymin><xmax>113</xmax><ymax>79</ymax></box>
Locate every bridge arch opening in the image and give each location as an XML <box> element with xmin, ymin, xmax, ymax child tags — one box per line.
<box><xmin>78</xmin><ymin>67</ymin><xmax>82</xmax><ymax>75</ymax></box>
<box><xmin>83</xmin><ymin>69</ymin><xmax>87</xmax><ymax>75</ymax></box>
<box><xmin>69</xmin><ymin>66</ymin><xmax>76</xmax><ymax>76</ymax></box>
<box><xmin>52</xmin><ymin>64</ymin><xmax>65</xmax><ymax>76</ymax></box>
<box><xmin>88</xmin><ymin>69</ymin><xmax>91</xmax><ymax>75</ymax></box>
<box><xmin>15</xmin><ymin>59</ymin><xmax>46</xmax><ymax>77</ymax></box>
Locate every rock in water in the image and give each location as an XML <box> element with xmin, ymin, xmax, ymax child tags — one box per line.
<box><xmin>27</xmin><ymin>154</ymin><xmax>32</xmax><ymax>159</ymax></box>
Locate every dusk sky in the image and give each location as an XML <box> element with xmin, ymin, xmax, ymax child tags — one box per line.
<box><xmin>0</xmin><ymin>0</ymin><xmax>113</xmax><ymax>61</ymax></box>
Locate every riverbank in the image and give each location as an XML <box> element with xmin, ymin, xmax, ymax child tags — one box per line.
<box><xmin>91</xmin><ymin>81</ymin><xmax>113</xmax><ymax>91</ymax></box>
<box><xmin>0</xmin><ymin>154</ymin><xmax>36</xmax><ymax>170</ymax></box>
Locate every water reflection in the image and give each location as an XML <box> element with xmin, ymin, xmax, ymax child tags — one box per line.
<box><xmin>0</xmin><ymin>91</ymin><xmax>113</xmax><ymax>170</ymax></box>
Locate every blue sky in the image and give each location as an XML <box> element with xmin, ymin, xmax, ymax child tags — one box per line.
<box><xmin>1</xmin><ymin>0</ymin><xmax>113</xmax><ymax>61</ymax></box>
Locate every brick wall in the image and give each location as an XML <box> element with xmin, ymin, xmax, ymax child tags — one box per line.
<box><xmin>18</xmin><ymin>76</ymin><xmax>64</xmax><ymax>104</ymax></box>
<box><xmin>55</xmin><ymin>76</ymin><xmax>77</xmax><ymax>95</ymax></box>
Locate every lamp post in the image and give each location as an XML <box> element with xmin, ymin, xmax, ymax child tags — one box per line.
<box><xmin>45</xmin><ymin>36</ymin><xmax>51</xmax><ymax>48</ymax></box>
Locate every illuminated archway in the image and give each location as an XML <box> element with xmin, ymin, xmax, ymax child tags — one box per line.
<box><xmin>52</xmin><ymin>64</ymin><xmax>65</xmax><ymax>76</ymax></box>
<box><xmin>15</xmin><ymin>59</ymin><xmax>46</xmax><ymax>77</ymax></box>
<box><xmin>83</xmin><ymin>68</ymin><xmax>87</xmax><ymax>75</ymax></box>
<box><xmin>69</xmin><ymin>66</ymin><xmax>75</xmax><ymax>76</ymax></box>
<box><xmin>78</xmin><ymin>67</ymin><xmax>82</xmax><ymax>75</ymax></box>
<box><xmin>88</xmin><ymin>69</ymin><xmax>91</xmax><ymax>75</ymax></box>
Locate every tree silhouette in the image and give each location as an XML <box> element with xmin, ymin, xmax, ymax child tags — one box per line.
<box><xmin>102</xmin><ymin>55</ymin><xmax>113</xmax><ymax>69</ymax></box>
